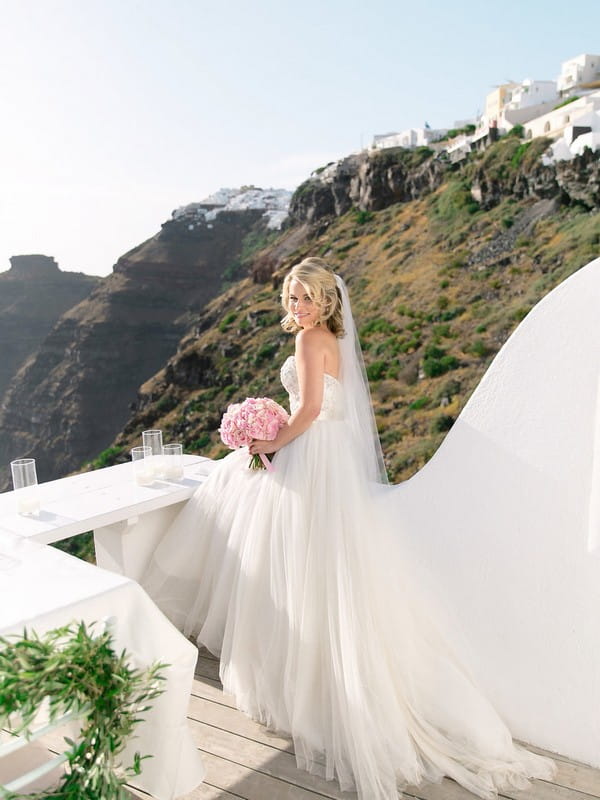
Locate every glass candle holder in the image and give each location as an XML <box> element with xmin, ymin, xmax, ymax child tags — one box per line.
<box><xmin>131</xmin><ymin>446</ymin><xmax>153</xmax><ymax>486</ymax></box>
<box><xmin>163</xmin><ymin>443</ymin><xmax>184</xmax><ymax>480</ymax></box>
<box><xmin>10</xmin><ymin>458</ymin><xmax>40</xmax><ymax>515</ymax></box>
<box><xmin>142</xmin><ymin>429</ymin><xmax>164</xmax><ymax>478</ymax></box>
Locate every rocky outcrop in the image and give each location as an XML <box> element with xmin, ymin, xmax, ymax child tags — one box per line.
<box><xmin>0</xmin><ymin>210</ymin><xmax>271</xmax><ymax>489</ymax></box>
<box><xmin>289</xmin><ymin>140</ymin><xmax>600</xmax><ymax>232</ymax></box>
<box><xmin>288</xmin><ymin>148</ymin><xmax>448</xmax><ymax>226</ymax></box>
<box><xmin>554</xmin><ymin>146</ymin><xmax>600</xmax><ymax>208</ymax></box>
<box><xmin>469</xmin><ymin>138</ymin><xmax>600</xmax><ymax>210</ymax></box>
<box><xmin>0</xmin><ymin>256</ymin><xmax>99</xmax><ymax>402</ymax></box>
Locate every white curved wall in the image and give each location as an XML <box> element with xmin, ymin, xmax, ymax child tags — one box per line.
<box><xmin>387</xmin><ymin>256</ymin><xmax>600</xmax><ymax>766</ymax></box>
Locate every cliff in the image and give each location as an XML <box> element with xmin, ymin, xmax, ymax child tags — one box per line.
<box><xmin>0</xmin><ymin>255</ymin><xmax>99</xmax><ymax>402</ymax></box>
<box><xmin>3</xmin><ymin>140</ymin><xmax>599</xmax><ymax>494</ymax></box>
<box><xmin>108</xmin><ymin>137</ymin><xmax>600</xmax><ymax>485</ymax></box>
<box><xmin>0</xmin><ymin>205</ymin><xmax>281</xmax><ymax>489</ymax></box>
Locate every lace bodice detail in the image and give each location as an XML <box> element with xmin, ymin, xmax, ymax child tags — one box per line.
<box><xmin>280</xmin><ymin>355</ymin><xmax>345</xmax><ymax>421</ymax></box>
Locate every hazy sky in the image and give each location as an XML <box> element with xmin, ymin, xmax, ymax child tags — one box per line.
<box><xmin>1</xmin><ymin>0</ymin><xmax>598</xmax><ymax>276</ymax></box>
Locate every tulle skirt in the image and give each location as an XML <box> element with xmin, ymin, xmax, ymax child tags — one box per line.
<box><xmin>141</xmin><ymin>419</ymin><xmax>557</xmax><ymax>799</ymax></box>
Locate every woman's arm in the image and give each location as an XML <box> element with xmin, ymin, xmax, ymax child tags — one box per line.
<box><xmin>249</xmin><ymin>328</ymin><xmax>325</xmax><ymax>455</ymax></box>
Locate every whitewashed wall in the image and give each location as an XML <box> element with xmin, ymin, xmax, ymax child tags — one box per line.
<box><xmin>385</xmin><ymin>256</ymin><xmax>600</xmax><ymax>767</ymax></box>
<box><xmin>524</xmin><ymin>91</ymin><xmax>600</xmax><ymax>139</ymax></box>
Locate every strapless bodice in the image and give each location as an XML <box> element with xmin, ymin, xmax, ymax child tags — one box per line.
<box><xmin>280</xmin><ymin>355</ymin><xmax>345</xmax><ymax>421</ymax></box>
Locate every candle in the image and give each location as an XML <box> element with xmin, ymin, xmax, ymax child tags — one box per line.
<box><xmin>163</xmin><ymin>463</ymin><xmax>184</xmax><ymax>480</ymax></box>
<box><xmin>134</xmin><ymin>465</ymin><xmax>155</xmax><ymax>486</ymax></box>
<box><xmin>16</xmin><ymin>491</ymin><xmax>40</xmax><ymax>515</ymax></box>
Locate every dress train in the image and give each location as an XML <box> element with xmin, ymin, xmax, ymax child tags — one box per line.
<box><xmin>141</xmin><ymin>358</ymin><xmax>557</xmax><ymax>799</ymax></box>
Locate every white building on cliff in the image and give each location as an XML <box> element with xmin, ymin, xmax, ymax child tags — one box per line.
<box><xmin>372</xmin><ymin>126</ymin><xmax>449</xmax><ymax>150</ymax></box>
<box><xmin>370</xmin><ymin>53</ymin><xmax>600</xmax><ymax>163</ymax></box>
<box><xmin>557</xmin><ymin>53</ymin><xmax>600</xmax><ymax>98</ymax></box>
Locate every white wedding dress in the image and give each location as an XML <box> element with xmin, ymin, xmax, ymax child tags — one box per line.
<box><xmin>141</xmin><ymin>353</ymin><xmax>557</xmax><ymax>799</ymax></box>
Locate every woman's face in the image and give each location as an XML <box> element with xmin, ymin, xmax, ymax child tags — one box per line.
<box><xmin>288</xmin><ymin>278</ymin><xmax>320</xmax><ymax>328</ymax></box>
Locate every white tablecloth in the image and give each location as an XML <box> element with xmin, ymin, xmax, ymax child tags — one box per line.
<box><xmin>0</xmin><ymin>530</ymin><xmax>204</xmax><ymax>799</ymax></box>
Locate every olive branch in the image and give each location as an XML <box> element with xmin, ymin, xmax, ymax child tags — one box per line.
<box><xmin>0</xmin><ymin>621</ymin><xmax>167</xmax><ymax>799</ymax></box>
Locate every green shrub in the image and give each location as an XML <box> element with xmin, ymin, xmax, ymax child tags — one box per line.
<box><xmin>360</xmin><ymin>318</ymin><xmax>396</xmax><ymax>337</ymax></box>
<box><xmin>511</xmin><ymin>306</ymin><xmax>532</xmax><ymax>322</ymax></box>
<box><xmin>553</xmin><ymin>95</ymin><xmax>580</xmax><ymax>110</ymax></box>
<box><xmin>431</xmin><ymin>414</ymin><xmax>455</xmax><ymax>433</ymax></box>
<box><xmin>254</xmin><ymin>342</ymin><xmax>278</xmax><ymax>364</ymax></box>
<box><xmin>354</xmin><ymin>209</ymin><xmax>374</xmax><ymax>224</ymax></box>
<box><xmin>396</xmin><ymin>304</ymin><xmax>415</xmax><ymax>317</ymax></box>
<box><xmin>255</xmin><ymin>311</ymin><xmax>281</xmax><ymax>328</ymax></box>
<box><xmin>510</xmin><ymin>142</ymin><xmax>532</xmax><ymax>168</ymax></box>
<box><xmin>53</xmin><ymin>531</ymin><xmax>95</xmax><ymax>563</ymax></box>
<box><xmin>156</xmin><ymin>394</ymin><xmax>177</xmax><ymax>414</ymax></box>
<box><xmin>423</xmin><ymin>344</ymin><xmax>459</xmax><ymax>377</ymax></box>
<box><xmin>409</xmin><ymin>396</ymin><xmax>430</xmax><ymax>410</ymax></box>
<box><xmin>366</xmin><ymin>360</ymin><xmax>387</xmax><ymax>381</ymax></box>
<box><xmin>508</xmin><ymin>123</ymin><xmax>525</xmax><ymax>138</ymax></box>
<box><xmin>470</xmin><ymin>339</ymin><xmax>490</xmax><ymax>357</ymax></box>
<box><xmin>399</xmin><ymin>336</ymin><xmax>422</xmax><ymax>353</ymax></box>
<box><xmin>219</xmin><ymin>312</ymin><xmax>238</xmax><ymax>332</ymax></box>
<box><xmin>188</xmin><ymin>432</ymin><xmax>211</xmax><ymax>451</ymax></box>
<box><xmin>433</xmin><ymin>323</ymin><xmax>452</xmax><ymax>339</ymax></box>
<box><xmin>90</xmin><ymin>446</ymin><xmax>124</xmax><ymax>470</ymax></box>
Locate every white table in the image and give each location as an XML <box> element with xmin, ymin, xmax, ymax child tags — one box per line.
<box><xmin>0</xmin><ymin>455</ymin><xmax>217</xmax><ymax>580</ymax></box>
<box><xmin>0</xmin><ymin>528</ymin><xmax>205</xmax><ymax>799</ymax></box>
<box><xmin>0</xmin><ymin>455</ymin><xmax>219</xmax><ymax>798</ymax></box>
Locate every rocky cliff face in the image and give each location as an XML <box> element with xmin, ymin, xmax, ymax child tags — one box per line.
<box><xmin>468</xmin><ymin>137</ymin><xmax>600</xmax><ymax>210</ymax></box>
<box><xmin>288</xmin><ymin>147</ymin><xmax>448</xmax><ymax>226</ymax></box>
<box><xmin>0</xmin><ymin>209</ymin><xmax>273</xmax><ymax>489</ymax></box>
<box><xmin>0</xmin><ymin>255</ymin><xmax>99</xmax><ymax>402</ymax></box>
<box><xmin>105</xmin><ymin>136</ymin><xmax>600</xmax><ymax>491</ymax></box>
<box><xmin>288</xmin><ymin>139</ymin><xmax>600</xmax><ymax>233</ymax></box>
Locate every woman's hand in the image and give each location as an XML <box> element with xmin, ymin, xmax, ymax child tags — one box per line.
<box><xmin>249</xmin><ymin>438</ymin><xmax>280</xmax><ymax>456</ymax></box>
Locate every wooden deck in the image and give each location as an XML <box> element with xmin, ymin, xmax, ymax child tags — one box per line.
<box><xmin>129</xmin><ymin>647</ymin><xmax>600</xmax><ymax>800</ymax></box>
<box><xmin>4</xmin><ymin>644</ymin><xmax>599</xmax><ymax>799</ymax></box>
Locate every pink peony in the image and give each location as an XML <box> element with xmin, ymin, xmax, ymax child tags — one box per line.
<box><xmin>219</xmin><ymin>397</ymin><xmax>289</xmax><ymax>470</ymax></box>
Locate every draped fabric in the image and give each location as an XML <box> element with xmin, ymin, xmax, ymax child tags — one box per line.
<box><xmin>141</xmin><ymin>354</ymin><xmax>557</xmax><ymax>799</ymax></box>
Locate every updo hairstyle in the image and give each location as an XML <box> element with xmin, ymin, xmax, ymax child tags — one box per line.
<box><xmin>280</xmin><ymin>257</ymin><xmax>345</xmax><ymax>337</ymax></box>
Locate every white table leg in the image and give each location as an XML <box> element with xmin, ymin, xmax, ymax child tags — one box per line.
<box><xmin>94</xmin><ymin>502</ymin><xmax>186</xmax><ymax>581</ymax></box>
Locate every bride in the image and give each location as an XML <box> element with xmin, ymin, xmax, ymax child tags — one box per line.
<box><xmin>141</xmin><ymin>257</ymin><xmax>557</xmax><ymax>799</ymax></box>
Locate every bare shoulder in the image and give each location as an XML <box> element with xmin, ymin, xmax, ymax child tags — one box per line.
<box><xmin>296</xmin><ymin>327</ymin><xmax>335</xmax><ymax>355</ymax></box>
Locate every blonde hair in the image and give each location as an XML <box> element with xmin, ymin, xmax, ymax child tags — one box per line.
<box><xmin>280</xmin><ymin>257</ymin><xmax>344</xmax><ymax>337</ymax></box>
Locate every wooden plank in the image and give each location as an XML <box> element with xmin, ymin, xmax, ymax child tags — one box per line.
<box><xmin>126</xmin><ymin>782</ymin><xmax>233</xmax><ymax>800</ymax></box>
<box><xmin>502</xmin><ymin>780</ymin><xmax>600</xmax><ymax>800</ymax></box>
<box><xmin>196</xmin><ymin>655</ymin><xmax>221</xmax><ymax>683</ymax></box>
<box><xmin>403</xmin><ymin>775</ymin><xmax>598</xmax><ymax>800</ymax></box>
<box><xmin>189</xmin><ymin>695</ymin><xmax>294</xmax><ymax>754</ymax></box>
<box><xmin>521</xmin><ymin>743</ymin><xmax>600</xmax><ymax>796</ymax></box>
<box><xmin>197</xmin><ymin>646</ymin><xmax>219</xmax><ymax>662</ymax></box>
<box><xmin>199</xmin><ymin>749</ymin><xmax>332</xmax><ymax>800</ymax></box>
<box><xmin>192</xmin><ymin>674</ymin><xmax>238</xmax><ymax>710</ymax></box>
<box><xmin>190</xmin><ymin>719</ymin><xmax>348</xmax><ymax>799</ymax></box>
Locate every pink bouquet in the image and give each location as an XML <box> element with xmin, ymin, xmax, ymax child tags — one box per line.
<box><xmin>219</xmin><ymin>396</ymin><xmax>289</xmax><ymax>471</ymax></box>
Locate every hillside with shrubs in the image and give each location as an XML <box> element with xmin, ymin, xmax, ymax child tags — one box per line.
<box><xmin>99</xmin><ymin>133</ymin><xmax>600</xmax><ymax>484</ymax></box>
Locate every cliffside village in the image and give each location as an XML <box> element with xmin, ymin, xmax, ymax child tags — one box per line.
<box><xmin>171</xmin><ymin>54</ymin><xmax>599</xmax><ymax>230</ymax></box>
<box><xmin>372</xmin><ymin>53</ymin><xmax>600</xmax><ymax>165</ymax></box>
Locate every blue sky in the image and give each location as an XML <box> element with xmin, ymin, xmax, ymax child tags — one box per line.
<box><xmin>1</xmin><ymin>0</ymin><xmax>598</xmax><ymax>276</ymax></box>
